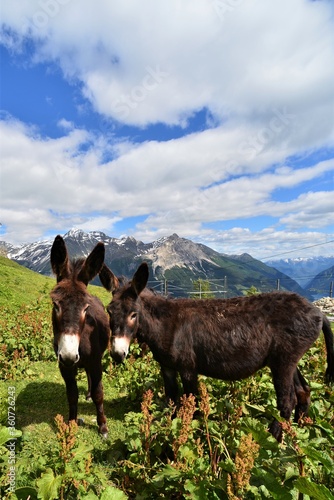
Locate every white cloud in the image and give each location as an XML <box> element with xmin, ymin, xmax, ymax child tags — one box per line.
<box><xmin>278</xmin><ymin>191</ymin><xmax>334</xmax><ymax>229</ymax></box>
<box><xmin>57</xmin><ymin>118</ymin><xmax>74</xmax><ymax>130</ymax></box>
<box><xmin>1</xmin><ymin>0</ymin><xmax>334</xmax><ymax>132</ymax></box>
<box><xmin>195</xmin><ymin>227</ymin><xmax>334</xmax><ymax>260</ymax></box>
<box><xmin>1</xmin><ymin>115</ymin><xmax>332</xmax><ymax>248</ymax></box>
<box><xmin>0</xmin><ymin>0</ymin><xmax>333</xmax><ymax>256</ymax></box>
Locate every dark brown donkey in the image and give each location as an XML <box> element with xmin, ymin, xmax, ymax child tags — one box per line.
<box><xmin>100</xmin><ymin>262</ymin><xmax>334</xmax><ymax>442</ymax></box>
<box><xmin>50</xmin><ymin>235</ymin><xmax>110</xmax><ymax>437</ymax></box>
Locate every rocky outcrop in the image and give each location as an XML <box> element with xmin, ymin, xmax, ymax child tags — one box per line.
<box><xmin>313</xmin><ymin>297</ymin><xmax>334</xmax><ymax>319</ymax></box>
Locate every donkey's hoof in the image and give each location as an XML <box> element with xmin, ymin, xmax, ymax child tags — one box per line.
<box><xmin>77</xmin><ymin>418</ymin><xmax>85</xmax><ymax>426</ymax></box>
<box><xmin>268</xmin><ymin>419</ymin><xmax>283</xmax><ymax>442</ymax></box>
<box><xmin>99</xmin><ymin>424</ymin><xmax>108</xmax><ymax>439</ymax></box>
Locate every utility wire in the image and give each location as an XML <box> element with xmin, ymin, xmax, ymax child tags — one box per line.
<box><xmin>261</xmin><ymin>239</ymin><xmax>334</xmax><ymax>262</ymax></box>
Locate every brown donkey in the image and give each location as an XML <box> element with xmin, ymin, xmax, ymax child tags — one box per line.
<box><xmin>100</xmin><ymin>262</ymin><xmax>334</xmax><ymax>442</ymax></box>
<box><xmin>50</xmin><ymin>235</ymin><xmax>110</xmax><ymax>437</ymax></box>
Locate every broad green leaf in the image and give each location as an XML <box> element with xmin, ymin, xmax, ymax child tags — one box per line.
<box><xmin>79</xmin><ymin>491</ymin><xmax>99</xmax><ymax>499</ymax></box>
<box><xmin>310</xmin><ymin>382</ymin><xmax>324</xmax><ymax>389</ymax></box>
<box><xmin>284</xmin><ymin>466</ymin><xmax>298</xmax><ymax>482</ymax></box>
<box><xmin>153</xmin><ymin>464</ymin><xmax>182</xmax><ymax>482</ymax></box>
<box><xmin>314</xmin><ymin>422</ymin><xmax>334</xmax><ymax>442</ymax></box>
<box><xmin>36</xmin><ymin>468</ymin><xmax>63</xmax><ymax>500</ymax></box>
<box><xmin>255</xmin><ymin>470</ymin><xmax>293</xmax><ymax>500</ymax></box>
<box><xmin>300</xmin><ymin>445</ymin><xmax>334</xmax><ymax>473</ymax></box>
<box><xmin>0</xmin><ymin>426</ymin><xmax>11</xmax><ymax>447</ymax></box>
<box><xmin>184</xmin><ymin>479</ymin><xmax>198</xmax><ymax>495</ymax></box>
<box><xmin>218</xmin><ymin>458</ymin><xmax>236</xmax><ymax>473</ymax></box>
<box><xmin>184</xmin><ymin>479</ymin><xmax>221</xmax><ymax>499</ymax></box>
<box><xmin>178</xmin><ymin>444</ymin><xmax>197</xmax><ymax>462</ymax></box>
<box><xmin>245</xmin><ymin>403</ymin><xmax>266</xmax><ymax>414</ymax></box>
<box><xmin>71</xmin><ymin>442</ymin><xmax>94</xmax><ymax>462</ymax></box>
<box><xmin>242</xmin><ymin>417</ymin><xmax>279</xmax><ymax>450</ymax></box>
<box><xmin>100</xmin><ymin>486</ymin><xmax>128</xmax><ymax>499</ymax></box>
<box><xmin>0</xmin><ymin>426</ymin><xmax>22</xmax><ymax>446</ymax></box>
<box><xmin>295</xmin><ymin>477</ymin><xmax>334</xmax><ymax>500</ymax></box>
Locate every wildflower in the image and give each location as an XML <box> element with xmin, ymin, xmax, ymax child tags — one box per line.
<box><xmin>229</xmin><ymin>433</ymin><xmax>260</xmax><ymax>498</ymax></box>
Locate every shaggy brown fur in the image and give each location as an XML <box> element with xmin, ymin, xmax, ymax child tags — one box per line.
<box><xmin>50</xmin><ymin>236</ymin><xmax>110</xmax><ymax>437</ymax></box>
<box><xmin>100</xmin><ymin>262</ymin><xmax>334</xmax><ymax>442</ymax></box>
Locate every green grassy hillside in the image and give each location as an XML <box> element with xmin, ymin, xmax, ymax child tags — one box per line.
<box><xmin>0</xmin><ymin>256</ymin><xmax>111</xmax><ymax>309</ymax></box>
<box><xmin>0</xmin><ymin>256</ymin><xmax>54</xmax><ymax>308</ymax></box>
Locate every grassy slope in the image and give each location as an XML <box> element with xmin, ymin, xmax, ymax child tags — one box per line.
<box><xmin>1</xmin><ymin>363</ymin><xmax>139</xmax><ymax>496</ymax></box>
<box><xmin>0</xmin><ymin>256</ymin><xmax>54</xmax><ymax>307</ymax></box>
<box><xmin>0</xmin><ymin>255</ymin><xmax>111</xmax><ymax>308</ymax></box>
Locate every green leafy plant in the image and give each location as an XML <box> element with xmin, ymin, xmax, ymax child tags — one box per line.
<box><xmin>14</xmin><ymin>415</ymin><xmax>125</xmax><ymax>500</ymax></box>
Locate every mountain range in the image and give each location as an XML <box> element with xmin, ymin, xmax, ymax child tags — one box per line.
<box><xmin>265</xmin><ymin>256</ymin><xmax>334</xmax><ymax>287</ymax></box>
<box><xmin>265</xmin><ymin>256</ymin><xmax>334</xmax><ymax>299</ymax></box>
<box><xmin>2</xmin><ymin>229</ymin><xmax>325</xmax><ymax>299</ymax></box>
<box><xmin>305</xmin><ymin>265</ymin><xmax>334</xmax><ymax>299</ymax></box>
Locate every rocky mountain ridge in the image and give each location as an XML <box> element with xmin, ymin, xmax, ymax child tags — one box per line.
<box><xmin>0</xmin><ymin>229</ymin><xmax>325</xmax><ymax>299</ymax></box>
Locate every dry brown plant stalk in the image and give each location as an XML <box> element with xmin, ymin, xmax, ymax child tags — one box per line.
<box><xmin>228</xmin><ymin>433</ymin><xmax>260</xmax><ymax>499</ymax></box>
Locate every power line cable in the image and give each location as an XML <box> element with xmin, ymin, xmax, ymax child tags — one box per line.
<box><xmin>261</xmin><ymin>239</ymin><xmax>334</xmax><ymax>262</ymax></box>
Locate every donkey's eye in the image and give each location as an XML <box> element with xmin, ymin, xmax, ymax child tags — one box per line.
<box><xmin>53</xmin><ymin>301</ymin><xmax>60</xmax><ymax>314</ymax></box>
<box><xmin>130</xmin><ymin>312</ymin><xmax>137</xmax><ymax>321</ymax></box>
<box><xmin>82</xmin><ymin>304</ymin><xmax>90</xmax><ymax>318</ymax></box>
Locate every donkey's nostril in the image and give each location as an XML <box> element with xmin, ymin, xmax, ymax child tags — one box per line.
<box><xmin>112</xmin><ymin>351</ymin><xmax>126</xmax><ymax>364</ymax></box>
<box><xmin>58</xmin><ymin>352</ymin><xmax>80</xmax><ymax>367</ymax></box>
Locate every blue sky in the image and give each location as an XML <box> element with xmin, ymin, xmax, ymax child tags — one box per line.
<box><xmin>0</xmin><ymin>0</ymin><xmax>333</xmax><ymax>260</ymax></box>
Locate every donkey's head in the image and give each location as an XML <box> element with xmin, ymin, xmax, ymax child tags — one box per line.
<box><xmin>100</xmin><ymin>262</ymin><xmax>149</xmax><ymax>363</ymax></box>
<box><xmin>50</xmin><ymin>235</ymin><xmax>105</xmax><ymax>367</ymax></box>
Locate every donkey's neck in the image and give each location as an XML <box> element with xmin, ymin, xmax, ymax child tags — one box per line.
<box><xmin>137</xmin><ymin>292</ymin><xmax>174</xmax><ymax>344</ymax></box>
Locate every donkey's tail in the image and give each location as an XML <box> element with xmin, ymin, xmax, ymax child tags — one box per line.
<box><xmin>323</xmin><ymin>315</ymin><xmax>334</xmax><ymax>384</ymax></box>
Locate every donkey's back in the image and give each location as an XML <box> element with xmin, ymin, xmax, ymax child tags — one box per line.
<box><xmin>140</xmin><ymin>291</ymin><xmax>324</xmax><ymax>381</ymax></box>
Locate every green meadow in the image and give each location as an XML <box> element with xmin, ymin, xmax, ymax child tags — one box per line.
<box><xmin>0</xmin><ymin>256</ymin><xmax>333</xmax><ymax>499</ymax></box>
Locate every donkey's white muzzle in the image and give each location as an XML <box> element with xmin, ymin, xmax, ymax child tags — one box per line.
<box><xmin>58</xmin><ymin>334</ymin><xmax>80</xmax><ymax>366</ymax></box>
<box><xmin>112</xmin><ymin>336</ymin><xmax>130</xmax><ymax>363</ymax></box>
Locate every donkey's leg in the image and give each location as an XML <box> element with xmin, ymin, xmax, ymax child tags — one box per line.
<box><xmin>180</xmin><ymin>371</ymin><xmax>200</xmax><ymax>418</ymax></box>
<box><xmin>60</xmin><ymin>366</ymin><xmax>79</xmax><ymax>423</ymax></box>
<box><xmin>180</xmin><ymin>371</ymin><xmax>198</xmax><ymax>398</ymax></box>
<box><xmin>269</xmin><ymin>364</ymin><xmax>297</xmax><ymax>442</ymax></box>
<box><xmin>293</xmin><ymin>367</ymin><xmax>311</xmax><ymax>423</ymax></box>
<box><xmin>161</xmin><ymin>365</ymin><xmax>179</xmax><ymax>405</ymax></box>
<box><xmin>85</xmin><ymin>369</ymin><xmax>92</xmax><ymax>401</ymax></box>
<box><xmin>89</xmin><ymin>364</ymin><xmax>108</xmax><ymax>438</ymax></box>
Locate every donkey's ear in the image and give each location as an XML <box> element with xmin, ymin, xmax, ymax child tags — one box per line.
<box><xmin>77</xmin><ymin>242</ymin><xmax>105</xmax><ymax>285</ymax></box>
<box><xmin>51</xmin><ymin>235</ymin><xmax>70</xmax><ymax>282</ymax></box>
<box><xmin>132</xmin><ymin>262</ymin><xmax>149</xmax><ymax>296</ymax></box>
<box><xmin>99</xmin><ymin>264</ymin><xmax>120</xmax><ymax>293</ymax></box>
